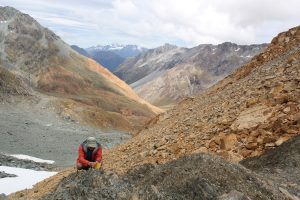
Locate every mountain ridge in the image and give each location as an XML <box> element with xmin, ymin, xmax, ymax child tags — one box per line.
<box><xmin>115</xmin><ymin>42</ymin><xmax>267</xmax><ymax>106</ymax></box>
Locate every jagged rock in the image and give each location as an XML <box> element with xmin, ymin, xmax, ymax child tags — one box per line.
<box><xmin>275</xmin><ymin>136</ymin><xmax>290</xmax><ymax>146</ymax></box>
<box><xmin>220</xmin><ymin>134</ymin><xmax>238</xmax><ymax>151</ymax></box>
<box><xmin>230</xmin><ymin>105</ymin><xmax>273</xmax><ymax>130</ymax></box>
<box><xmin>0</xmin><ymin>171</ymin><xmax>17</xmax><ymax>178</ymax></box>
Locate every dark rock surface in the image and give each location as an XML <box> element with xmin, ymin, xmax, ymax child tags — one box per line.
<box><xmin>44</xmin><ymin>154</ymin><xmax>286</xmax><ymax>200</ymax></box>
<box><xmin>241</xmin><ymin>135</ymin><xmax>300</xmax><ymax>199</ymax></box>
<box><xmin>0</xmin><ymin>153</ymin><xmax>54</xmax><ymax>171</ymax></box>
<box><xmin>0</xmin><ymin>171</ymin><xmax>16</xmax><ymax>178</ymax></box>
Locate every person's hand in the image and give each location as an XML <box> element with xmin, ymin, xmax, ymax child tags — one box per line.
<box><xmin>88</xmin><ymin>162</ymin><xmax>96</xmax><ymax>168</ymax></box>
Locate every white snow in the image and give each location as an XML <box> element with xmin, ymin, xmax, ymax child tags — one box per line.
<box><xmin>10</xmin><ymin>154</ymin><xmax>55</xmax><ymax>164</ymax></box>
<box><xmin>235</xmin><ymin>48</ymin><xmax>240</xmax><ymax>51</ymax></box>
<box><xmin>246</xmin><ymin>55</ymin><xmax>252</xmax><ymax>58</ymax></box>
<box><xmin>0</xmin><ymin>166</ymin><xmax>57</xmax><ymax>195</ymax></box>
<box><xmin>108</xmin><ymin>46</ymin><xmax>123</xmax><ymax>50</ymax></box>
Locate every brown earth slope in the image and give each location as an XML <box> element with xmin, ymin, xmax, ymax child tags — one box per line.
<box><xmin>105</xmin><ymin>25</ymin><xmax>300</xmax><ymax>173</ymax></box>
<box><xmin>0</xmin><ymin>6</ymin><xmax>161</xmax><ymax>131</ymax></box>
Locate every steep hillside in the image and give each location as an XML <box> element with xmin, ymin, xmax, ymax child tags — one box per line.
<box><xmin>105</xmin><ymin>26</ymin><xmax>300</xmax><ymax>172</ymax></box>
<box><xmin>115</xmin><ymin>43</ymin><xmax>267</xmax><ymax>106</ymax></box>
<box><xmin>0</xmin><ymin>6</ymin><xmax>161</xmax><ymax>131</ymax></box>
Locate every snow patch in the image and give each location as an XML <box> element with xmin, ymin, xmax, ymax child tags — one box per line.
<box><xmin>0</xmin><ymin>166</ymin><xmax>56</xmax><ymax>195</ymax></box>
<box><xmin>235</xmin><ymin>48</ymin><xmax>240</xmax><ymax>51</ymax></box>
<box><xmin>10</xmin><ymin>154</ymin><xmax>55</xmax><ymax>164</ymax></box>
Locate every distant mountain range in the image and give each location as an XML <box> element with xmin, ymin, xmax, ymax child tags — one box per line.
<box><xmin>114</xmin><ymin>42</ymin><xmax>267</xmax><ymax>106</ymax></box>
<box><xmin>0</xmin><ymin>6</ymin><xmax>161</xmax><ymax>131</ymax></box>
<box><xmin>86</xmin><ymin>44</ymin><xmax>148</xmax><ymax>58</ymax></box>
<box><xmin>71</xmin><ymin>44</ymin><xmax>147</xmax><ymax>71</ymax></box>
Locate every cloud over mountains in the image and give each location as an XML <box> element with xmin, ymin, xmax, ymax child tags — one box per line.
<box><xmin>1</xmin><ymin>0</ymin><xmax>299</xmax><ymax>47</ymax></box>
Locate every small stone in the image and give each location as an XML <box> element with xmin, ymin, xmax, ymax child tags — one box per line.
<box><xmin>265</xmin><ymin>143</ymin><xmax>275</xmax><ymax>147</ymax></box>
<box><xmin>275</xmin><ymin>137</ymin><xmax>290</xmax><ymax>146</ymax></box>
<box><xmin>283</xmin><ymin>107</ymin><xmax>291</xmax><ymax>114</ymax></box>
<box><xmin>262</xmin><ymin>136</ymin><xmax>276</xmax><ymax>144</ymax></box>
<box><xmin>139</xmin><ymin>151</ymin><xmax>148</xmax><ymax>158</ymax></box>
<box><xmin>241</xmin><ymin>149</ymin><xmax>252</xmax><ymax>157</ymax></box>
<box><xmin>245</xmin><ymin>143</ymin><xmax>258</xmax><ymax>150</ymax></box>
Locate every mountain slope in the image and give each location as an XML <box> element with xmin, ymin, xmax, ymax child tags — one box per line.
<box><xmin>0</xmin><ymin>6</ymin><xmax>161</xmax><ymax>131</ymax></box>
<box><xmin>105</xmin><ymin>25</ymin><xmax>300</xmax><ymax>172</ymax></box>
<box><xmin>115</xmin><ymin>43</ymin><xmax>267</xmax><ymax>106</ymax></box>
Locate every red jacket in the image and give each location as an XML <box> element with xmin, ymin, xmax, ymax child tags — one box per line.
<box><xmin>77</xmin><ymin>143</ymin><xmax>102</xmax><ymax>167</ymax></box>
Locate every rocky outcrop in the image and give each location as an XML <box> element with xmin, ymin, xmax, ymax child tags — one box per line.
<box><xmin>241</xmin><ymin>135</ymin><xmax>300</xmax><ymax>198</ymax></box>
<box><xmin>0</xmin><ymin>154</ymin><xmax>54</xmax><ymax>171</ymax></box>
<box><xmin>0</xmin><ymin>66</ymin><xmax>30</xmax><ymax>100</ymax></box>
<box><xmin>0</xmin><ymin>6</ymin><xmax>161</xmax><ymax>131</ymax></box>
<box><xmin>0</xmin><ymin>171</ymin><xmax>16</xmax><ymax>178</ymax></box>
<box><xmin>115</xmin><ymin>43</ymin><xmax>267</xmax><ymax>106</ymax></box>
<box><xmin>43</xmin><ymin>154</ymin><xmax>286</xmax><ymax>200</ymax></box>
<box><xmin>105</xmin><ymin>25</ymin><xmax>300</xmax><ymax>172</ymax></box>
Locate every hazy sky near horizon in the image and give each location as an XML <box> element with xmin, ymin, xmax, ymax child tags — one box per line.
<box><xmin>0</xmin><ymin>0</ymin><xmax>299</xmax><ymax>48</ymax></box>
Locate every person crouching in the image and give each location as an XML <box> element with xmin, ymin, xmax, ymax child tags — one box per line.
<box><xmin>76</xmin><ymin>137</ymin><xmax>102</xmax><ymax>170</ymax></box>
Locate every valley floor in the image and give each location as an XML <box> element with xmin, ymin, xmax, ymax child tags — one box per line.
<box><xmin>0</xmin><ymin>95</ymin><xmax>130</xmax><ymax>167</ymax></box>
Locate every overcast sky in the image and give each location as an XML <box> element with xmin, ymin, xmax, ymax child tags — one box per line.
<box><xmin>0</xmin><ymin>0</ymin><xmax>299</xmax><ymax>48</ymax></box>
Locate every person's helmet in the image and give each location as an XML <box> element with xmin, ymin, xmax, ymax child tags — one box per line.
<box><xmin>86</xmin><ymin>137</ymin><xmax>97</xmax><ymax>148</ymax></box>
